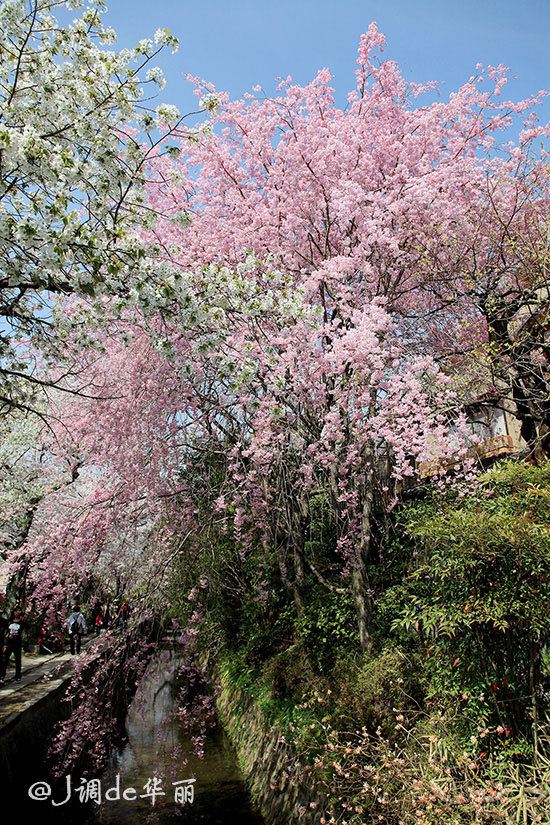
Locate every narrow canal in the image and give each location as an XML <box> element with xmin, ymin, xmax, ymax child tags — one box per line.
<box><xmin>14</xmin><ymin>649</ymin><xmax>264</xmax><ymax>825</ymax></box>
<box><xmin>93</xmin><ymin>649</ymin><xmax>264</xmax><ymax>825</ymax></box>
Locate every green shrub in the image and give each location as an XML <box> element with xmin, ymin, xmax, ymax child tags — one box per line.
<box><xmin>261</xmin><ymin>641</ymin><xmax>319</xmax><ymax>700</ymax></box>
<box><xmin>333</xmin><ymin>647</ymin><xmax>424</xmax><ymax>733</ymax></box>
<box><xmin>391</xmin><ymin>459</ymin><xmax>550</xmax><ymax>747</ymax></box>
<box><xmin>295</xmin><ymin>588</ymin><xmax>358</xmax><ymax>668</ymax></box>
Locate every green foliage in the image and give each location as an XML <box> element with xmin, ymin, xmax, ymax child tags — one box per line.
<box><xmin>400</xmin><ymin>460</ymin><xmax>550</xmax><ymax>635</ymax></box>
<box><xmin>220</xmin><ymin>648</ymin><xmax>327</xmax><ymax>747</ymax></box>
<box><xmin>333</xmin><ymin>647</ymin><xmax>425</xmax><ymax>733</ymax></box>
<box><xmin>389</xmin><ymin>459</ymin><xmax>550</xmax><ymax>742</ymax></box>
<box><xmin>220</xmin><ymin>648</ymin><xmax>263</xmax><ymax>695</ymax></box>
<box><xmin>304</xmin><ymin>491</ymin><xmax>338</xmax><ymax>564</ymax></box>
<box><xmin>295</xmin><ymin>588</ymin><xmax>358</xmax><ymax>668</ymax></box>
<box><xmin>261</xmin><ymin>642</ymin><xmax>318</xmax><ymax>699</ymax></box>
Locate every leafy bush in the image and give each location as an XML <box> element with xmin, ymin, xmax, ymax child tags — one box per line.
<box><xmin>333</xmin><ymin>647</ymin><xmax>425</xmax><ymax>733</ymax></box>
<box><xmin>295</xmin><ymin>589</ymin><xmax>359</xmax><ymax>668</ymax></box>
<box><xmin>391</xmin><ymin>460</ymin><xmax>550</xmax><ymax>746</ymax></box>
<box><xmin>261</xmin><ymin>642</ymin><xmax>319</xmax><ymax>700</ymax></box>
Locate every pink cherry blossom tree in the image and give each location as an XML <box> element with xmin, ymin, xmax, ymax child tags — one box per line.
<box><xmin>4</xmin><ymin>27</ymin><xmax>547</xmax><ymax>773</ymax></box>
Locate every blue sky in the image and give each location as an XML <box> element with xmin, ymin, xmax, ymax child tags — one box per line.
<box><xmin>101</xmin><ymin>0</ymin><xmax>549</xmax><ymax>123</ymax></box>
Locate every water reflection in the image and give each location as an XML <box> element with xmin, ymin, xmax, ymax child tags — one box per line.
<box><xmin>95</xmin><ymin>649</ymin><xmax>264</xmax><ymax>825</ymax></box>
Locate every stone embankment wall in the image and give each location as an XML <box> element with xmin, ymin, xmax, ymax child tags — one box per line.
<box><xmin>217</xmin><ymin>672</ymin><xmax>326</xmax><ymax>825</ymax></box>
<box><xmin>0</xmin><ymin>672</ymin><xmax>71</xmax><ymax>785</ymax></box>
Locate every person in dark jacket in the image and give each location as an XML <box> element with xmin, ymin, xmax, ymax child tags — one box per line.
<box><xmin>0</xmin><ymin>594</ymin><xmax>8</xmax><ymax>684</ymax></box>
<box><xmin>4</xmin><ymin>607</ymin><xmax>23</xmax><ymax>681</ymax></box>
<box><xmin>66</xmin><ymin>606</ymin><xmax>86</xmax><ymax>654</ymax></box>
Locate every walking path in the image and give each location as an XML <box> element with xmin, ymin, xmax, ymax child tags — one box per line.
<box><xmin>0</xmin><ymin>637</ymin><xmax>95</xmax><ymax>728</ymax></box>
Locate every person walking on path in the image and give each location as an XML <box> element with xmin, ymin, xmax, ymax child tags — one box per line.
<box><xmin>66</xmin><ymin>606</ymin><xmax>86</xmax><ymax>655</ymax></box>
<box><xmin>4</xmin><ymin>608</ymin><xmax>24</xmax><ymax>680</ymax></box>
<box><xmin>119</xmin><ymin>600</ymin><xmax>130</xmax><ymax>628</ymax></box>
<box><xmin>0</xmin><ymin>595</ymin><xmax>8</xmax><ymax>684</ymax></box>
<box><xmin>94</xmin><ymin>611</ymin><xmax>104</xmax><ymax>636</ymax></box>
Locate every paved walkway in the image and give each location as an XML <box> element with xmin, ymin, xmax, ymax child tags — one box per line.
<box><xmin>0</xmin><ymin>637</ymin><xmax>96</xmax><ymax>725</ymax></box>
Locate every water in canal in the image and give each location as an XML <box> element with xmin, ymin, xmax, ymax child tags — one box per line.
<box><xmin>92</xmin><ymin>649</ymin><xmax>264</xmax><ymax>825</ymax></box>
